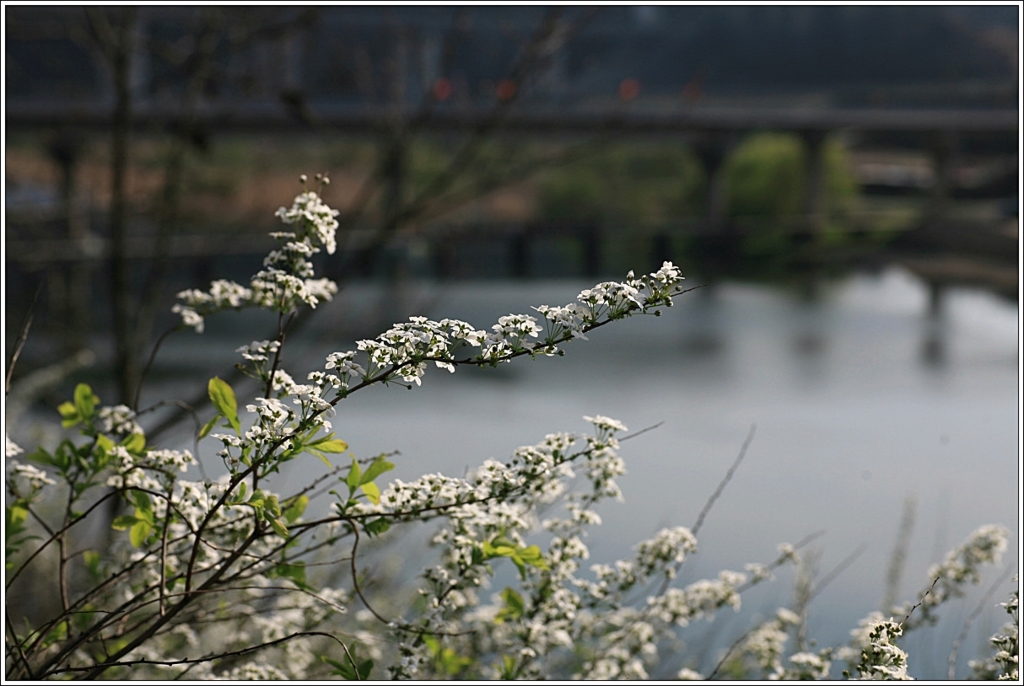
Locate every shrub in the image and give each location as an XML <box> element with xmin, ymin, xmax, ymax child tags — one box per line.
<box><xmin>4</xmin><ymin>179</ymin><xmax>1013</xmax><ymax>680</ymax></box>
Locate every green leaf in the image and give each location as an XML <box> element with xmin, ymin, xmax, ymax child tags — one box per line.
<box><xmin>308</xmin><ymin>450</ymin><xmax>334</xmax><ymax>468</ymax></box>
<box><xmin>364</xmin><ymin>518</ymin><xmax>391</xmax><ymax>537</ymax></box>
<box><xmin>499</xmin><ymin>654</ymin><xmax>517</xmax><ymax>679</ymax></box>
<box><xmin>360</xmin><ymin>454</ymin><xmax>395</xmax><ymax>486</ymax></box>
<box><xmin>269</xmin><ymin>561</ymin><xmax>308</xmax><ymax>588</ymax></box>
<box><xmin>198</xmin><ymin>413</ymin><xmax>221</xmax><ymax>439</ymax></box>
<box><xmin>269</xmin><ymin>517</ymin><xmax>289</xmax><ymax>538</ymax></box>
<box><xmin>121</xmin><ymin>432</ymin><xmax>146</xmax><ymax>456</ymax></box>
<box><xmin>345</xmin><ymin>458</ymin><xmax>362</xmax><ymax>493</ymax></box>
<box><xmin>356</xmin><ymin>659</ymin><xmax>373</xmax><ymax>680</ymax></box>
<box><xmin>517</xmin><ymin>544</ymin><xmax>548</xmax><ymax>569</ymax></box>
<box><xmin>360</xmin><ymin>481</ymin><xmax>381</xmax><ymax>505</ymax></box>
<box><xmin>283</xmin><ymin>495</ymin><xmax>308</xmax><ymax>523</ymax></box>
<box><xmin>208</xmin><ymin>377</ymin><xmax>240</xmax><ymax>433</ymax></box>
<box><xmin>133</xmin><ymin>506</ymin><xmax>154</xmax><ymax>526</ymax></box>
<box><xmin>111</xmin><ymin>515</ymin><xmax>138</xmax><ymax>531</ymax></box>
<box><xmin>8</xmin><ymin>504</ymin><xmax>29</xmax><ymax>527</ymax></box>
<box><xmin>311</xmin><ymin>435</ymin><xmax>348</xmax><ymax>453</ymax></box>
<box><xmin>58</xmin><ymin>401</ymin><xmax>81</xmax><ymax>429</ymax></box>
<box><xmin>83</xmin><ymin>550</ymin><xmax>101</xmax><ymax>577</ymax></box>
<box><xmin>321</xmin><ymin>656</ymin><xmax>356</xmax><ymax>680</ymax></box>
<box><xmin>132</xmin><ymin>490</ymin><xmax>152</xmax><ymax>514</ymax></box>
<box><xmin>73</xmin><ymin>383</ymin><xmax>98</xmax><ymax>420</ymax></box>
<box><xmin>94</xmin><ymin>440</ymin><xmax>114</xmax><ymax>469</ymax></box>
<box><xmin>129</xmin><ymin>520</ymin><xmax>151</xmax><ymax>548</ymax></box>
<box><xmin>495</xmin><ymin>587</ymin><xmax>525</xmax><ymax>624</ymax></box>
<box><xmin>322</xmin><ymin>654</ymin><xmax>372</xmax><ymax>680</ymax></box>
<box><xmin>26</xmin><ymin>447</ymin><xmax>54</xmax><ymax>467</ymax></box>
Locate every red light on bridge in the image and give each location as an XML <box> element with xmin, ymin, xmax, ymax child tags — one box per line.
<box><xmin>618</xmin><ymin>78</ymin><xmax>641</xmax><ymax>101</ymax></box>
<box><xmin>432</xmin><ymin>78</ymin><xmax>453</xmax><ymax>101</ymax></box>
<box><xmin>496</xmin><ymin>79</ymin><xmax>517</xmax><ymax>101</ymax></box>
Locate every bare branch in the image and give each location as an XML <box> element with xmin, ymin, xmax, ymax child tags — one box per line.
<box><xmin>692</xmin><ymin>424</ymin><xmax>756</xmax><ymax>536</ymax></box>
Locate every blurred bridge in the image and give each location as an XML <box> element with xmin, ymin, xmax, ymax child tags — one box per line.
<box><xmin>5</xmin><ymin>101</ymin><xmax>1019</xmax><ymax>135</ymax></box>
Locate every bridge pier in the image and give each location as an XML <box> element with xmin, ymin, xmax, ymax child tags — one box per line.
<box><xmin>692</xmin><ymin>132</ymin><xmax>737</xmax><ymax>230</ymax></box>
<box><xmin>48</xmin><ymin>131</ymin><xmax>92</xmax><ymax>353</ymax></box>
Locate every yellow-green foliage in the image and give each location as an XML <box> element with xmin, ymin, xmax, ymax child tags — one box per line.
<box><xmin>538</xmin><ymin>143</ymin><xmax>705</xmax><ymax>226</ymax></box>
<box><xmin>724</xmin><ymin>132</ymin><xmax>859</xmax><ymax>222</ymax></box>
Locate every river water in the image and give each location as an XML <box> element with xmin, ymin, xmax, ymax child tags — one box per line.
<box><xmin>45</xmin><ymin>265</ymin><xmax>1021</xmax><ymax>677</ymax></box>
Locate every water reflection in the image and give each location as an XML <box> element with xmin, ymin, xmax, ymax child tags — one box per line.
<box><xmin>681</xmin><ymin>283</ymin><xmax>727</xmax><ymax>357</ymax></box>
<box><xmin>921</xmin><ymin>280</ymin><xmax>948</xmax><ymax>368</ymax></box>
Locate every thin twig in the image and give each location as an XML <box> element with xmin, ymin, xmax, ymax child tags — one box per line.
<box><xmin>883</xmin><ymin>494</ymin><xmax>916</xmax><ymax>612</ymax></box>
<box><xmin>48</xmin><ymin>630</ymin><xmax>347</xmax><ymax>675</ymax></box>
<box><xmin>620</xmin><ymin>421</ymin><xmax>664</xmax><ymax>442</ymax></box>
<box><xmin>5</xmin><ymin>283</ymin><xmax>42</xmax><ymax>394</ymax></box>
<box><xmin>708</xmin><ymin>624</ymin><xmax>755</xmax><ymax>680</ymax></box>
<box><xmin>900</xmin><ymin>575</ymin><xmax>941</xmax><ymax>626</ymax></box>
<box><xmin>5</xmin><ymin>612</ymin><xmax>34</xmax><ymax>679</ymax></box>
<box><xmin>807</xmin><ymin>543</ymin><xmax>868</xmax><ymax>605</ymax></box>
<box><xmin>134</xmin><ymin>324</ymin><xmax>184</xmax><ymax>412</ymax></box>
<box><xmin>692</xmin><ymin>424</ymin><xmax>756</xmax><ymax>537</ymax></box>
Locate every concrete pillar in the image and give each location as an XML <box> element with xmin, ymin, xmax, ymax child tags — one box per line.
<box><xmin>49</xmin><ymin>132</ymin><xmax>91</xmax><ymax>352</ymax></box>
<box><xmin>691</xmin><ymin>133</ymin><xmax>734</xmax><ymax>230</ymax></box>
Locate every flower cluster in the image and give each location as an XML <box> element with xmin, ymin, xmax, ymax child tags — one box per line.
<box><xmin>894</xmin><ymin>524</ymin><xmax>1008</xmax><ymax>631</ymax></box>
<box><xmin>851</xmin><ymin>618</ymin><xmax>911</xmax><ymax>680</ymax></box>
<box><xmin>971</xmin><ymin>581</ymin><xmax>1019</xmax><ymax>681</ymax></box>
<box><xmin>7</xmin><ymin>461</ymin><xmax>56</xmax><ymax>493</ymax></box>
<box><xmin>308</xmin><ymin>262</ymin><xmax>685</xmax><ymax>395</ymax></box>
<box><xmin>173</xmin><ymin>189</ymin><xmax>340</xmax><ymax>332</ymax></box>
<box><xmin>273</xmin><ymin>189</ymin><xmax>340</xmax><ymax>255</ymax></box>
<box><xmin>97</xmin><ymin>405</ymin><xmax>143</xmax><ymax>437</ymax></box>
<box><xmin>5</xmin><ymin>434</ymin><xmax>24</xmax><ymax>458</ymax></box>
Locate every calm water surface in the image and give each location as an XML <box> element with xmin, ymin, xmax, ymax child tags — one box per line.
<box><xmin>143</xmin><ymin>266</ymin><xmax>1020</xmax><ymax>677</ymax></box>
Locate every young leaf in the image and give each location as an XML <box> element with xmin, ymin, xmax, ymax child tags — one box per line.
<box><xmin>495</xmin><ymin>587</ymin><xmax>525</xmax><ymax>624</ymax></box>
<box><xmin>307</xmin><ymin>450</ymin><xmax>334</xmax><ymax>468</ymax></box>
<box><xmin>198</xmin><ymin>413</ymin><xmax>222</xmax><ymax>439</ymax></box>
<box><xmin>111</xmin><ymin>515</ymin><xmax>139</xmax><ymax>531</ymax></box>
<box><xmin>132</xmin><ymin>490</ymin><xmax>152</xmax><ymax>514</ymax></box>
<box><xmin>269</xmin><ymin>561</ymin><xmax>308</xmax><ymax>588</ymax></box>
<box><xmin>26</xmin><ymin>447</ymin><xmax>55</xmax><ymax>467</ymax></box>
<box><xmin>283</xmin><ymin>494</ymin><xmax>309</xmax><ymax>523</ymax></box>
<box><xmin>269</xmin><ymin>517</ymin><xmax>289</xmax><ymax>538</ymax></box>
<box><xmin>345</xmin><ymin>458</ymin><xmax>362</xmax><ymax>493</ymax></box>
<box><xmin>360</xmin><ymin>481</ymin><xmax>381</xmax><ymax>505</ymax></box>
<box><xmin>121</xmin><ymin>432</ymin><xmax>146</xmax><ymax>456</ymax></box>
<box><xmin>83</xmin><ymin>550</ymin><xmax>101</xmax><ymax>577</ymax></box>
<box><xmin>364</xmin><ymin>518</ymin><xmax>391</xmax><ymax>537</ymax></box>
<box><xmin>313</xmin><ymin>437</ymin><xmax>348</xmax><ymax>453</ymax></box>
<box><xmin>499</xmin><ymin>655</ymin><xmax>517</xmax><ymax>679</ymax></box>
<box><xmin>360</xmin><ymin>454</ymin><xmax>395</xmax><ymax>486</ymax></box>
<box><xmin>208</xmin><ymin>377</ymin><xmax>240</xmax><ymax>433</ymax></box>
<box><xmin>95</xmin><ymin>434</ymin><xmax>114</xmax><ymax>454</ymax></box>
<box><xmin>129</xmin><ymin>520</ymin><xmax>151</xmax><ymax>548</ymax></box>
<box><xmin>57</xmin><ymin>401</ymin><xmax>81</xmax><ymax>429</ymax></box>
<box><xmin>73</xmin><ymin>383</ymin><xmax>98</xmax><ymax>420</ymax></box>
